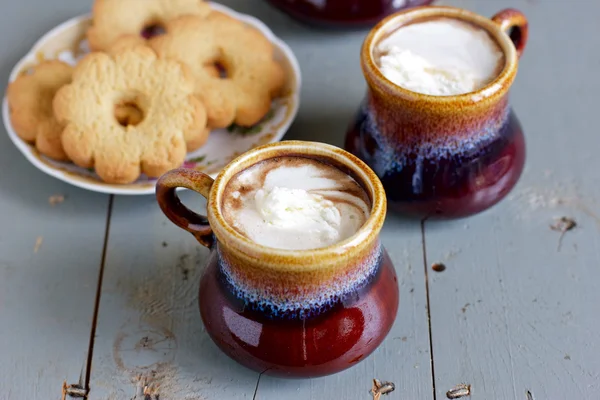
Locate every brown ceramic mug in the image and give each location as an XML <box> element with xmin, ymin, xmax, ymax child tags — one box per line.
<box><xmin>155</xmin><ymin>140</ymin><xmax>399</xmax><ymax>378</ymax></box>
<box><xmin>345</xmin><ymin>6</ymin><xmax>529</xmax><ymax>219</ymax></box>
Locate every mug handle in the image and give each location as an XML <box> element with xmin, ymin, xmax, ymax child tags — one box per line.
<box><xmin>156</xmin><ymin>168</ymin><xmax>215</xmax><ymax>248</ymax></box>
<box><xmin>491</xmin><ymin>8</ymin><xmax>529</xmax><ymax>58</ymax></box>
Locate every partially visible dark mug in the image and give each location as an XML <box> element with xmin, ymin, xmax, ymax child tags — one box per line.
<box><xmin>264</xmin><ymin>0</ymin><xmax>435</xmax><ymax>28</ymax></box>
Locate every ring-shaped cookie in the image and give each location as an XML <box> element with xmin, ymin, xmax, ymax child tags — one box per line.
<box><xmin>107</xmin><ymin>37</ymin><xmax>211</xmax><ymax>152</ymax></box>
<box><xmin>87</xmin><ymin>0</ymin><xmax>212</xmax><ymax>51</ymax></box>
<box><xmin>53</xmin><ymin>46</ymin><xmax>207</xmax><ymax>184</ymax></box>
<box><xmin>149</xmin><ymin>13</ymin><xmax>285</xmax><ymax>128</ymax></box>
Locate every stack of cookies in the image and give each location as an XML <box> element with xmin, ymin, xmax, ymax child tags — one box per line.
<box><xmin>6</xmin><ymin>0</ymin><xmax>285</xmax><ymax>184</ymax></box>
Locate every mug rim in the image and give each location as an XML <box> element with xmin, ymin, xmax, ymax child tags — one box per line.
<box><xmin>206</xmin><ymin>140</ymin><xmax>386</xmax><ymax>266</ymax></box>
<box><xmin>362</xmin><ymin>5</ymin><xmax>518</xmax><ymax>103</ymax></box>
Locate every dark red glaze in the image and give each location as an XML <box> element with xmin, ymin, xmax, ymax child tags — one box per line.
<box><xmin>157</xmin><ymin>142</ymin><xmax>394</xmax><ymax>378</ymax></box>
<box><xmin>345</xmin><ymin>108</ymin><xmax>526</xmax><ymax>219</ymax></box>
<box><xmin>265</xmin><ymin>0</ymin><xmax>434</xmax><ymax>28</ymax></box>
<box><xmin>199</xmin><ymin>249</ymin><xmax>399</xmax><ymax>378</ymax></box>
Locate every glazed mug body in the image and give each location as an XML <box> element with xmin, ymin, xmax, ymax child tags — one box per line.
<box><xmin>156</xmin><ymin>141</ymin><xmax>399</xmax><ymax>378</ymax></box>
<box><xmin>345</xmin><ymin>6</ymin><xmax>529</xmax><ymax>219</ymax></box>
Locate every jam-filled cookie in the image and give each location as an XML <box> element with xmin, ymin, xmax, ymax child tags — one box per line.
<box><xmin>149</xmin><ymin>13</ymin><xmax>285</xmax><ymax>128</ymax></box>
<box><xmin>86</xmin><ymin>0</ymin><xmax>212</xmax><ymax>51</ymax></box>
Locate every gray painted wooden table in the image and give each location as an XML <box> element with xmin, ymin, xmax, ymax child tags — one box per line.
<box><xmin>1</xmin><ymin>0</ymin><xmax>599</xmax><ymax>399</ymax></box>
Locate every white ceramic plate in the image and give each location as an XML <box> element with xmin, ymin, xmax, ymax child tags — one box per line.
<box><xmin>2</xmin><ymin>2</ymin><xmax>301</xmax><ymax>195</ymax></box>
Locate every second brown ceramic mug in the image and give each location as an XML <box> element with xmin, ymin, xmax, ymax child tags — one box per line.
<box><xmin>345</xmin><ymin>6</ymin><xmax>529</xmax><ymax>219</ymax></box>
<box><xmin>155</xmin><ymin>141</ymin><xmax>399</xmax><ymax>378</ymax></box>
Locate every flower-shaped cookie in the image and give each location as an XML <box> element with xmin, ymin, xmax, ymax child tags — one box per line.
<box><xmin>53</xmin><ymin>45</ymin><xmax>207</xmax><ymax>184</ymax></box>
<box><xmin>7</xmin><ymin>60</ymin><xmax>73</xmax><ymax>161</ymax></box>
<box><xmin>149</xmin><ymin>13</ymin><xmax>285</xmax><ymax>128</ymax></box>
<box><xmin>87</xmin><ymin>0</ymin><xmax>212</xmax><ymax>51</ymax></box>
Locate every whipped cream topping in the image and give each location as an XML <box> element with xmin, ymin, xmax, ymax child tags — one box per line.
<box><xmin>255</xmin><ymin>186</ymin><xmax>342</xmax><ymax>244</ymax></box>
<box><xmin>222</xmin><ymin>157</ymin><xmax>370</xmax><ymax>250</ymax></box>
<box><xmin>377</xmin><ymin>18</ymin><xmax>504</xmax><ymax>96</ymax></box>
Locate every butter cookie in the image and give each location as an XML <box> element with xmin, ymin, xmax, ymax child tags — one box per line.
<box><xmin>87</xmin><ymin>0</ymin><xmax>212</xmax><ymax>51</ymax></box>
<box><xmin>150</xmin><ymin>13</ymin><xmax>285</xmax><ymax>128</ymax></box>
<box><xmin>53</xmin><ymin>46</ymin><xmax>207</xmax><ymax>184</ymax></box>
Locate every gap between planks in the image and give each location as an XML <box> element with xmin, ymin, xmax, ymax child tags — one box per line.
<box><xmin>421</xmin><ymin>220</ymin><xmax>438</xmax><ymax>400</ymax></box>
<box><xmin>82</xmin><ymin>195</ymin><xmax>114</xmax><ymax>398</ymax></box>
<box><xmin>252</xmin><ymin>371</ymin><xmax>265</xmax><ymax>400</ymax></box>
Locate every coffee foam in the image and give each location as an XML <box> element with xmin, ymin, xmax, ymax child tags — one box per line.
<box><xmin>222</xmin><ymin>157</ymin><xmax>371</xmax><ymax>250</ymax></box>
<box><xmin>376</xmin><ymin>18</ymin><xmax>504</xmax><ymax>96</ymax></box>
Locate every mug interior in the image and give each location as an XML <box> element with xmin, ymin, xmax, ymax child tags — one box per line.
<box><xmin>364</xmin><ymin>5</ymin><xmax>518</xmax><ymax>101</ymax></box>
<box><xmin>207</xmin><ymin>141</ymin><xmax>386</xmax><ymax>258</ymax></box>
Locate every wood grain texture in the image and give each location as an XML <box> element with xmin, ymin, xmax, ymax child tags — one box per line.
<box><xmin>0</xmin><ymin>1</ymin><xmax>108</xmax><ymax>399</ymax></box>
<box><xmin>87</xmin><ymin>193</ymin><xmax>259</xmax><ymax>399</ymax></box>
<box><xmin>4</xmin><ymin>0</ymin><xmax>599</xmax><ymax>399</ymax></box>
<box><xmin>429</xmin><ymin>1</ymin><xmax>600</xmax><ymax>399</ymax></box>
<box><xmin>0</xmin><ymin>165</ymin><xmax>108</xmax><ymax>400</ymax></box>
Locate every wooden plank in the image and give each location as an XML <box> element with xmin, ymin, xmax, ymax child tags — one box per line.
<box><xmin>0</xmin><ymin>1</ymin><xmax>109</xmax><ymax>398</ymax></box>
<box><xmin>0</xmin><ymin>164</ymin><xmax>109</xmax><ymax>400</ymax></box>
<box><xmin>88</xmin><ymin>192</ymin><xmax>260</xmax><ymax>399</ymax></box>
<box><xmin>230</xmin><ymin>2</ymin><xmax>434</xmax><ymax>398</ymax></box>
<box><xmin>427</xmin><ymin>1</ymin><xmax>600</xmax><ymax>399</ymax></box>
